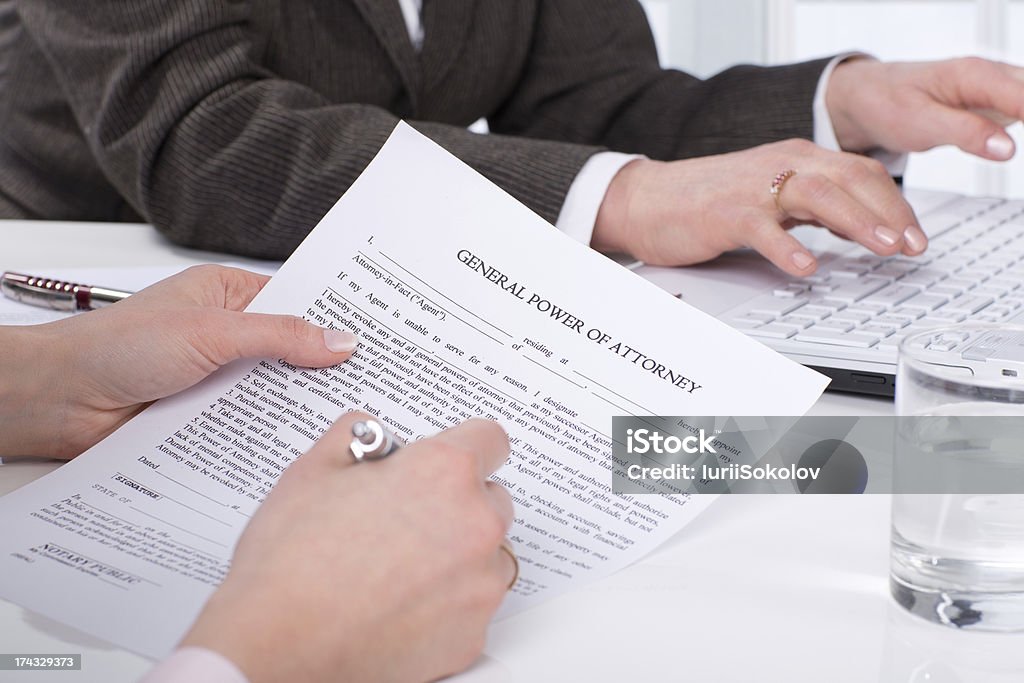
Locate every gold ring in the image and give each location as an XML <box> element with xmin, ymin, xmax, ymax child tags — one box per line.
<box><xmin>499</xmin><ymin>540</ymin><xmax>519</xmax><ymax>590</ymax></box>
<box><xmin>770</xmin><ymin>169</ymin><xmax>798</xmax><ymax>216</ymax></box>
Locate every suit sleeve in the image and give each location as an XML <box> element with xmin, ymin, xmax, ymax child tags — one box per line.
<box><xmin>489</xmin><ymin>0</ymin><xmax>833</xmax><ymax>160</ymax></box>
<box><xmin>14</xmin><ymin>1</ymin><xmax>601</xmax><ymax>259</ymax></box>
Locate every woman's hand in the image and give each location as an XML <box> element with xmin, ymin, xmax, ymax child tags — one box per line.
<box><xmin>827</xmin><ymin>56</ymin><xmax>1024</xmax><ymax>161</ymax></box>
<box><xmin>0</xmin><ymin>265</ymin><xmax>357</xmax><ymax>459</ymax></box>
<box><xmin>182</xmin><ymin>413</ymin><xmax>517</xmax><ymax>683</ymax></box>
<box><xmin>593</xmin><ymin>139</ymin><xmax>924</xmax><ymax>276</ymax></box>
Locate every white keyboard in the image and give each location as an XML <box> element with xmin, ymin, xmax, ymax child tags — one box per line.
<box><xmin>724</xmin><ymin>197</ymin><xmax>1024</xmax><ymax>361</ymax></box>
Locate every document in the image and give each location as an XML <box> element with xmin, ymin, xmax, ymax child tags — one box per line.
<box><xmin>0</xmin><ymin>123</ymin><xmax>829</xmax><ymax>659</ymax></box>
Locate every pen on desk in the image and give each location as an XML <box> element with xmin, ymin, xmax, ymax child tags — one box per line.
<box><xmin>0</xmin><ymin>272</ymin><xmax>134</xmax><ymax>312</ymax></box>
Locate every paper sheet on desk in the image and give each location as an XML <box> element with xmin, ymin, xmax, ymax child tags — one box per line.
<box><xmin>0</xmin><ymin>123</ymin><xmax>829</xmax><ymax>660</ymax></box>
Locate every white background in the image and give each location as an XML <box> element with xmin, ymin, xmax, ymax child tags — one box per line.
<box><xmin>639</xmin><ymin>0</ymin><xmax>1024</xmax><ymax>198</ymax></box>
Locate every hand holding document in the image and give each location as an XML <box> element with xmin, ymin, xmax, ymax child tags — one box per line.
<box><xmin>0</xmin><ymin>123</ymin><xmax>828</xmax><ymax>659</ymax></box>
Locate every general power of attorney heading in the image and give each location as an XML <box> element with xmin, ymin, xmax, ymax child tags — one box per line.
<box><xmin>0</xmin><ymin>123</ymin><xmax>827</xmax><ymax>659</ymax></box>
<box><xmin>453</xmin><ymin>250</ymin><xmax>703</xmax><ymax>394</ymax></box>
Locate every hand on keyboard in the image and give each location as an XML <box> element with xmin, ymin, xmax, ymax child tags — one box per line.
<box><xmin>728</xmin><ymin>197</ymin><xmax>1024</xmax><ymax>359</ymax></box>
<box><xmin>827</xmin><ymin>57</ymin><xmax>1022</xmax><ymax>164</ymax></box>
<box><xmin>592</xmin><ymin>138</ymin><xmax>924</xmax><ymax>277</ymax></box>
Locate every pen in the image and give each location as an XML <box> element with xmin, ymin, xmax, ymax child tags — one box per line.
<box><xmin>349</xmin><ymin>419</ymin><xmax>403</xmax><ymax>462</ymax></box>
<box><xmin>0</xmin><ymin>272</ymin><xmax>133</xmax><ymax>312</ymax></box>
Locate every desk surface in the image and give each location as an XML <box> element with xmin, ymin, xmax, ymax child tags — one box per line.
<box><xmin>1</xmin><ymin>222</ymin><xmax>1018</xmax><ymax>682</ymax></box>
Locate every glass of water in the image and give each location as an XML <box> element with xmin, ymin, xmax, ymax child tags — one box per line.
<box><xmin>892</xmin><ymin>325</ymin><xmax>1024</xmax><ymax>632</ymax></box>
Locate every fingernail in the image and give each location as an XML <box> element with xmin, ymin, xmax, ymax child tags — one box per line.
<box><xmin>903</xmin><ymin>225</ymin><xmax>928</xmax><ymax>254</ymax></box>
<box><xmin>791</xmin><ymin>251</ymin><xmax>815</xmax><ymax>271</ymax></box>
<box><xmin>985</xmin><ymin>133</ymin><xmax>1014</xmax><ymax>160</ymax></box>
<box><xmin>324</xmin><ymin>328</ymin><xmax>358</xmax><ymax>353</ymax></box>
<box><xmin>874</xmin><ymin>225</ymin><xmax>900</xmax><ymax>246</ymax></box>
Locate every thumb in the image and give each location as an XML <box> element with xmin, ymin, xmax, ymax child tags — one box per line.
<box><xmin>195</xmin><ymin>309</ymin><xmax>358</xmax><ymax>368</ymax></box>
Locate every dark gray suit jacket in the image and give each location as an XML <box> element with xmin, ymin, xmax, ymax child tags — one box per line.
<box><xmin>0</xmin><ymin>1</ymin><xmax>830</xmax><ymax>259</ymax></box>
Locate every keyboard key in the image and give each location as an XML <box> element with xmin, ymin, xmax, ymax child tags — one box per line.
<box><xmin>821</xmin><ymin>276</ymin><xmax>890</xmax><ymax>304</ymax></box>
<box><xmin>900</xmin><ymin>293</ymin><xmax>949</xmax><ymax>312</ymax></box>
<box><xmin>888</xmin><ymin>307</ymin><xmax>926</xmax><ymax>321</ymax></box>
<box><xmin>806</xmin><ymin>296</ymin><xmax>848</xmax><ymax>312</ymax></box>
<box><xmin>932</xmin><ymin>284</ymin><xmax>968</xmax><ymax>299</ymax></box>
<box><xmin>974</xmin><ymin>285</ymin><xmax>1010</xmax><ymax>299</ymax></box>
<box><xmin>928</xmin><ymin>339</ymin><xmax>959</xmax><ymax>352</ymax></box>
<box><xmin>874</xmin><ymin>315</ymin><xmax>911</xmax><ymax>329</ymax></box>
<box><xmin>774</xmin><ymin>284</ymin><xmax>809</xmax><ymax>298</ymax></box>
<box><xmin>957</xmin><ymin>269</ymin><xmax>991</xmax><ymax>285</ymax></box>
<box><xmin>878</xmin><ymin>340</ymin><xmax>902</xmax><ymax>353</ymax></box>
<box><xmin>731</xmin><ymin>312</ymin><xmax>777</xmax><ymax>325</ymax></box>
<box><xmin>859</xmin><ymin>324</ymin><xmax>896</xmax><ymax>338</ymax></box>
<box><xmin>852</xmin><ymin>255</ymin><xmax>886</xmax><ymax>267</ymax></box>
<box><xmin>903</xmin><ymin>324</ymin><xmax>938</xmax><ymax>337</ymax></box>
<box><xmin>829</xmin><ymin>263</ymin><xmax>874</xmax><ymax>279</ymax></box>
<box><xmin>987</xmin><ymin>278</ymin><xmax>1020</xmax><ymax>293</ymax></box>
<box><xmin>830</xmin><ymin>310</ymin><xmax>873</xmax><ymax>325</ymax></box>
<box><xmin>778</xmin><ymin>315</ymin><xmax>816</xmax><ymax>329</ymax></box>
<box><xmin>929</xmin><ymin>255</ymin><xmax>969</xmax><ymax>273</ymax></box>
<box><xmin>899</xmin><ymin>269</ymin><xmax>947</xmax><ymax>288</ymax></box>
<box><xmin>921</xmin><ymin>311</ymin><xmax>968</xmax><ymax>325</ymax></box>
<box><xmin>891</xmin><ymin>255</ymin><xmax>933</xmax><ymax>266</ymax></box>
<box><xmin>813</xmin><ymin>320</ymin><xmax>854</xmax><ymax>333</ymax></box>
<box><xmin>993</xmin><ymin>253</ymin><xmax>1019</xmax><ymax>267</ymax></box>
<box><xmin>847</xmin><ymin>302</ymin><xmax>888</xmax><ymax>314</ymax></box>
<box><xmin>919</xmin><ymin>213</ymin><xmax>962</xmax><ymax>238</ymax></box>
<box><xmin>943</xmin><ymin>278</ymin><xmax>977</xmax><ymax>292</ymax></box>
<box><xmin>744</xmin><ymin>324</ymin><xmax>799</xmax><ymax>340</ymax></box>
<box><xmin>794</xmin><ymin>330</ymin><xmax>879</xmax><ymax>348</ymax></box>
<box><xmin>731</xmin><ymin>295</ymin><xmax>809</xmax><ymax>318</ymax></box>
<box><xmin>862</xmin><ymin>284</ymin><xmax>920</xmax><ymax>308</ymax></box>
<box><xmin>799</xmin><ymin>305</ymin><xmax>834</xmax><ymax>321</ymax></box>
<box><xmin>944</xmin><ymin>295</ymin><xmax>994</xmax><ymax>315</ymax></box>
<box><xmin>872</xmin><ymin>262</ymin><xmax>918</xmax><ymax>279</ymax></box>
<box><xmin>998</xmin><ymin>298</ymin><xmax>1022</xmax><ymax>312</ymax></box>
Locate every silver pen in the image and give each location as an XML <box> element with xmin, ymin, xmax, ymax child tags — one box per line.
<box><xmin>1</xmin><ymin>271</ymin><xmax>133</xmax><ymax>312</ymax></box>
<box><xmin>349</xmin><ymin>419</ymin><xmax>403</xmax><ymax>462</ymax></box>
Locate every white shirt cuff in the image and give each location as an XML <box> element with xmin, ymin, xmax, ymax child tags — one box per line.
<box><xmin>556</xmin><ymin>151</ymin><xmax>643</xmax><ymax>245</ymax></box>
<box><xmin>813</xmin><ymin>53</ymin><xmax>908</xmax><ymax>176</ymax></box>
<box><xmin>141</xmin><ymin>647</ymin><xmax>249</xmax><ymax>683</ymax></box>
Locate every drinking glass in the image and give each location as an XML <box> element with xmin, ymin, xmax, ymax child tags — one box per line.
<box><xmin>892</xmin><ymin>325</ymin><xmax>1024</xmax><ymax>632</ymax></box>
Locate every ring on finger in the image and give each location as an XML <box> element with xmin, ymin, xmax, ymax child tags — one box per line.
<box><xmin>770</xmin><ymin>169</ymin><xmax>798</xmax><ymax>217</ymax></box>
<box><xmin>499</xmin><ymin>540</ymin><xmax>519</xmax><ymax>590</ymax></box>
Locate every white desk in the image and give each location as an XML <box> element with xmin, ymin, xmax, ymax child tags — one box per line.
<box><xmin>1</xmin><ymin>223</ymin><xmax>1020</xmax><ymax>682</ymax></box>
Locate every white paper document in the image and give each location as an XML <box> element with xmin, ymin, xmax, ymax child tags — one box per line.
<box><xmin>0</xmin><ymin>124</ymin><xmax>829</xmax><ymax>659</ymax></box>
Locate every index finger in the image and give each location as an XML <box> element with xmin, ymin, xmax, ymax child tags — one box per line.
<box><xmin>955</xmin><ymin>59</ymin><xmax>1024</xmax><ymax>123</ymax></box>
<box><xmin>131</xmin><ymin>265</ymin><xmax>272</xmax><ymax>311</ymax></box>
<box><xmin>822</xmin><ymin>153</ymin><xmax>926</xmax><ymax>255</ymax></box>
<box><xmin>428</xmin><ymin>418</ymin><xmax>511</xmax><ymax>478</ymax></box>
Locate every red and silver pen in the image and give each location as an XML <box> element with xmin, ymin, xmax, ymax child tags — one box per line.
<box><xmin>0</xmin><ymin>272</ymin><xmax>133</xmax><ymax>312</ymax></box>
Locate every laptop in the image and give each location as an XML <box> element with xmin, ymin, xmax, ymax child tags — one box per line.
<box><xmin>634</xmin><ymin>189</ymin><xmax>1024</xmax><ymax>397</ymax></box>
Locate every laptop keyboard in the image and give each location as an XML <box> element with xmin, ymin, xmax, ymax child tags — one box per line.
<box><xmin>725</xmin><ymin>197</ymin><xmax>1024</xmax><ymax>360</ymax></box>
